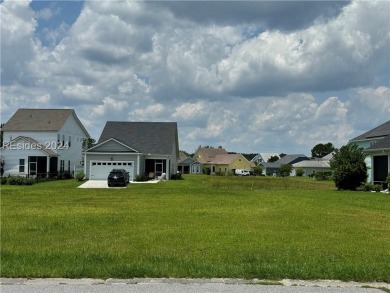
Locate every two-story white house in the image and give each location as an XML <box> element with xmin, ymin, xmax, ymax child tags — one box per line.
<box><xmin>1</xmin><ymin>108</ymin><xmax>90</xmax><ymax>177</ymax></box>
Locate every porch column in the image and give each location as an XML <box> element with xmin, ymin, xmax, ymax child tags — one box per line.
<box><xmin>47</xmin><ymin>157</ymin><xmax>50</xmax><ymax>175</ymax></box>
<box><xmin>165</xmin><ymin>158</ymin><xmax>169</xmax><ymax>179</ymax></box>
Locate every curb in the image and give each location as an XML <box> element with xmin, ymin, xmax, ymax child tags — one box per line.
<box><xmin>1</xmin><ymin>278</ymin><xmax>389</xmax><ymax>289</ymax></box>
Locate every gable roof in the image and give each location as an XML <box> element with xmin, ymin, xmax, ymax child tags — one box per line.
<box><xmin>365</xmin><ymin>135</ymin><xmax>390</xmax><ymax>151</ymax></box>
<box><xmin>212</xmin><ymin>154</ymin><xmax>242</xmax><ymax>165</ymax></box>
<box><xmin>178</xmin><ymin>151</ymin><xmax>199</xmax><ymax>165</ymax></box>
<box><xmin>9</xmin><ymin>136</ymin><xmax>58</xmax><ymax>157</ymax></box>
<box><xmin>261</xmin><ymin>154</ymin><xmax>308</xmax><ymax>168</ymax></box>
<box><xmin>194</xmin><ymin>147</ymin><xmax>228</xmax><ymax>164</ymax></box>
<box><xmin>350</xmin><ymin>120</ymin><xmax>390</xmax><ymax>141</ymax></box>
<box><xmin>97</xmin><ymin>121</ymin><xmax>179</xmax><ymax>156</ymax></box>
<box><xmin>292</xmin><ymin>160</ymin><xmax>330</xmax><ymax>168</ymax></box>
<box><xmin>251</xmin><ymin>153</ymin><xmax>279</xmax><ymax>162</ymax></box>
<box><xmin>2</xmin><ymin>108</ymin><xmax>89</xmax><ymax>136</ymax></box>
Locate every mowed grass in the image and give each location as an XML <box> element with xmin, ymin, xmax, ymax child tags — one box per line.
<box><xmin>1</xmin><ymin>175</ymin><xmax>389</xmax><ymax>281</ymax></box>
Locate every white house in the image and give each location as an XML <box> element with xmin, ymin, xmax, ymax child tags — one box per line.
<box><xmin>1</xmin><ymin>108</ymin><xmax>89</xmax><ymax>177</ymax></box>
<box><xmin>291</xmin><ymin>153</ymin><xmax>333</xmax><ymax>176</ymax></box>
<box><xmin>251</xmin><ymin>153</ymin><xmax>280</xmax><ymax>165</ymax></box>
<box><xmin>349</xmin><ymin>120</ymin><xmax>390</xmax><ymax>186</ymax></box>
<box><xmin>84</xmin><ymin>121</ymin><xmax>179</xmax><ymax>181</ymax></box>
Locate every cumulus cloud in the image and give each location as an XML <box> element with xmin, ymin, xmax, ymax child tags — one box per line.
<box><xmin>1</xmin><ymin>0</ymin><xmax>389</xmax><ymax>154</ymax></box>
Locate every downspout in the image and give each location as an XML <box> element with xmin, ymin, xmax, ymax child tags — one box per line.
<box><xmin>137</xmin><ymin>154</ymin><xmax>140</xmax><ymax>177</ymax></box>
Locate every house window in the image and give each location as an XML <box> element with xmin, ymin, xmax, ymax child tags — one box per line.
<box><xmin>60</xmin><ymin>160</ymin><xmax>65</xmax><ymax>172</ymax></box>
<box><xmin>68</xmin><ymin>160</ymin><xmax>70</xmax><ymax>173</ymax></box>
<box><xmin>62</xmin><ymin>135</ymin><xmax>65</xmax><ymax>145</ymax></box>
<box><xmin>69</xmin><ymin>136</ymin><xmax>71</xmax><ymax>147</ymax></box>
<box><xmin>57</xmin><ymin>134</ymin><xmax>61</xmax><ymax>144</ymax></box>
<box><xmin>19</xmin><ymin>159</ymin><xmax>25</xmax><ymax>172</ymax></box>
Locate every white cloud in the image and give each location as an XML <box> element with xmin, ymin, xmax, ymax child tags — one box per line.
<box><xmin>1</xmin><ymin>0</ymin><xmax>389</xmax><ymax>154</ymax></box>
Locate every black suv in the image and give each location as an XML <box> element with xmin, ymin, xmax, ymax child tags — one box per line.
<box><xmin>108</xmin><ymin>169</ymin><xmax>129</xmax><ymax>187</ymax></box>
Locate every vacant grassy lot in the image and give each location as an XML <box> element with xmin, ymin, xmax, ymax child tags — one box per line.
<box><xmin>1</xmin><ymin>175</ymin><xmax>389</xmax><ymax>281</ymax></box>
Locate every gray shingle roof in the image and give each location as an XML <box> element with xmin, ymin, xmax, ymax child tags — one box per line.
<box><xmin>365</xmin><ymin>135</ymin><xmax>390</xmax><ymax>151</ymax></box>
<box><xmin>350</xmin><ymin>120</ymin><xmax>390</xmax><ymax>141</ymax></box>
<box><xmin>261</xmin><ymin>154</ymin><xmax>308</xmax><ymax>168</ymax></box>
<box><xmin>2</xmin><ymin>108</ymin><xmax>89</xmax><ymax>136</ymax></box>
<box><xmin>97</xmin><ymin>121</ymin><xmax>179</xmax><ymax>156</ymax></box>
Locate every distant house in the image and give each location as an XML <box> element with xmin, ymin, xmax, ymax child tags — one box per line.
<box><xmin>178</xmin><ymin>151</ymin><xmax>202</xmax><ymax>174</ymax></box>
<box><xmin>260</xmin><ymin>154</ymin><xmax>308</xmax><ymax>176</ymax></box>
<box><xmin>1</xmin><ymin>108</ymin><xmax>89</xmax><ymax>177</ymax></box>
<box><xmin>291</xmin><ymin>153</ymin><xmax>333</xmax><ymax>176</ymax></box>
<box><xmin>349</xmin><ymin>120</ymin><xmax>390</xmax><ymax>186</ymax></box>
<box><xmin>193</xmin><ymin>146</ymin><xmax>251</xmax><ymax>175</ymax></box>
<box><xmin>251</xmin><ymin>153</ymin><xmax>280</xmax><ymax>164</ymax></box>
<box><xmin>84</xmin><ymin>121</ymin><xmax>179</xmax><ymax>180</ymax></box>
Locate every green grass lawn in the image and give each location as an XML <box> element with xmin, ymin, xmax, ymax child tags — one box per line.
<box><xmin>1</xmin><ymin>175</ymin><xmax>389</xmax><ymax>281</ymax></box>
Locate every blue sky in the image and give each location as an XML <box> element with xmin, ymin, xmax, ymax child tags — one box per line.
<box><xmin>1</xmin><ymin>0</ymin><xmax>389</xmax><ymax>155</ymax></box>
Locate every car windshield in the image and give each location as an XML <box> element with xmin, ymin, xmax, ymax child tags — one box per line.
<box><xmin>110</xmin><ymin>172</ymin><xmax>123</xmax><ymax>177</ymax></box>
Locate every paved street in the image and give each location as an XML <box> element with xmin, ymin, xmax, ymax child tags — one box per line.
<box><xmin>1</xmin><ymin>278</ymin><xmax>388</xmax><ymax>293</ymax></box>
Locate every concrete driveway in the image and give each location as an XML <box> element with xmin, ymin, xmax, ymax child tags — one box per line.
<box><xmin>78</xmin><ymin>180</ymin><xmax>159</xmax><ymax>188</ymax></box>
<box><xmin>78</xmin><ymin>180</ymin><xmax>114</xmax><ymax>188</ymax></box>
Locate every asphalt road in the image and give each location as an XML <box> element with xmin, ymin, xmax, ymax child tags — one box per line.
<box><xmin>1</xmin><ymin>279</ymin><xmax>388</xmax><ymax>293</ymax></box>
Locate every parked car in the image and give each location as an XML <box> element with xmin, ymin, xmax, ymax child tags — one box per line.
<box><xmin>235</xmin><ymin>169</ymin><xmax>250</xmax><ymax>176</ymax></box>
<box><xmin>108</xmin><ymin>169</ymin><xmax>129</xmax><ymax>187</ymax></box>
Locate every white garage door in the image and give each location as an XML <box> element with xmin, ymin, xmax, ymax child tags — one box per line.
<box><xmin>90</xmin><ymin>161</ymin><xmax>134</xmax><ymax>181</ymax></box>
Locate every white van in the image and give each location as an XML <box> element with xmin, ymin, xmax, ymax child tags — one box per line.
<box><xmin>235</xmin><ymin>169</ymin><xmax>250</xmax><ymax>176</ymax></box>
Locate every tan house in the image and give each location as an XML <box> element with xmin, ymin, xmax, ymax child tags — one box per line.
<box><xmin>193</xmin><ymin>146</ymin><xmax>251</xmax><ymax>175</ymax></box>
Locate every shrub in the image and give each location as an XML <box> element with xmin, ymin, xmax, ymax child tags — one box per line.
<box><xmin>170</xmin><ymin>173</ymin><xmax>182</xmax><ymax>180</ymax></box>
<box><xmin>387</xmin><ymin>172</ymin><xmax>390</xmax><ymax>184</ymax></box>
<box><xmin>314</xmin><ymin>172</ymin><xmax>332</xmax><ymax>181</ymax></box>
<box><xmin>357</xmin><ymin>182</ymin><xmax>374</xmax><ymax>192</ymax></box>
<box><xmin>75</xmin><ymin>171</ymin><xmax>85</xmax><ymax>181</ymax></box>
<box><xmin>279</xmin><ymin>164</ymin><xmax>292</xmax><ymax>177</ymax></box>
<box><xmin>330</xmin><ymin>143</ymin><xmax>367</xmax><ymax>190</ymax></box>
<box><xmin>203</xmin><ymin>167</ymin><xmax>211</xmax><ymax>175</ymax></box>
<box><xmin>373</xmin><ymin>184</ymin><xmax>382</xmax><ymax>193</ymax></box>
<box><xmin>253</xmin><ymin>166</ymin><xmax>263</xmax><ymax>176</ymax></box>
<box><xmin>296</xmin><ymin>168</ymin><xmax>305</xmax><ymax>177</ymax></box>
<box><xmin>7</xmin><ymin>176</ymin><xmax>35</xmax><ymax>185</ymax></box>
<box><xmin>135</xmin><ymin>175</ymin><xmax>149</xmax><ymax>182</ymax></box>
<box><xmin>214</xmin><ymin>171</ymin><xmax>225</xmax><ymax>176</ymax></box>
<box><xmin>1</xmin><ymin>176</ymin><xmax>7</xmax><ymax>185</ymax></box>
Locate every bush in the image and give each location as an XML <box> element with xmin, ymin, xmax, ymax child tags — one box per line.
<box><xmin>279</xmin><ymin>164</ymin><xmax>292</xmax><ymax>177</ymax></box>
<box><xmin>314</xmin><ymin>172</ymin><xmax>332</xmax><ymax>181</ymax></box>
<box><xmin>357</xmin><ymin>182</ymin><xmax>374</xmax><ymax>192</ymax></box>
<box><xmin>296</xmin><ymin>168</ymin><xmax>305</xmax><ymax>177</ymax></box>
<box><xmin>75</xmin><ymin>171</ymin><xmax>85</xmax><ymax>181</ymax></box>
<box><xmin>1</xmin><ymin>176</ymin><xmax>7</xmax><ymax>185</ymax></box>
<box><xmin>203</xmin><ymin>167</ymin><xmax>211</xmax><ymax>175</ymax></box>
<box><xmin>134</xmin><ymin>175</ymin><xmax>149</xmax><ymax>182</ymax></box>
<box><xmin>330</xmin><ymin>143</ymin><xmax>367</xmax><ymax>190</ymax></box>
<box><xmin>373</xmin><ymin>184</ymin><xmax>382</xmax><ymax>193</ymax></box>
<box><xmin>7</xmin><ymin>176</ymin><xmax>35</xmax><ymax>185</ymax></box>
<box><xmin>253</xmin><ymin>166</ymin><xmax>263</xmax><ymax>176</ymax></box>
<box><xmin>170</xmin><ymin>173</ymin><xmax>182</xmax><ymax>180</ymax></box>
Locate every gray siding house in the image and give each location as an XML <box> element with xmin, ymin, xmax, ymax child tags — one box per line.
<box><xmin>84</xmin><ymin>121</ymin><xmax>179</xmax><ymax>180</ymax></box>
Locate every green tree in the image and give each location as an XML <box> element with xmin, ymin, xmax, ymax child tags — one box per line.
<box><xmin>311</xmin><ymin>142</ymin><xmax>335</xmax><ymax>158</ymax></box>
<box><xmin>279</xmin><ymin>164</ymin><xmax>292</xmax><ymax>177</ymax></box>
<box><xmin>253</xmin><ymin>165</ymin><xmax>263</xmax><ymax>176</ymax></box>
<box><xmin>268</xmin><ymin>155</ymin><xmax>279</xmax><ymax>162</ymax></box>
<box><xmin>330</xmin><ymin>143</ymin><xmax>367</xmax><ymax>190</ymax></box>
<box><xmin>83</xmin><ymin>138</ymin><xmax>96</xmax><ymax>150</ymax></box>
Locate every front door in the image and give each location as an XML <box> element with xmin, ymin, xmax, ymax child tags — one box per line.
<box><xmin>155</xmin><ymin>160</ymin><xmax>163</xmax><ymax>177</ymax></box>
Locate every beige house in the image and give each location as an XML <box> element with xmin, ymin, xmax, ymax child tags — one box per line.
<box><xmin>193</xmin><ymin>146</ymin><xmax>251</xmax><ymax>175</ymax></box>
